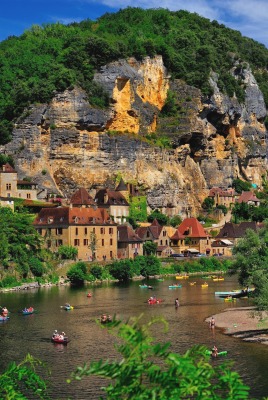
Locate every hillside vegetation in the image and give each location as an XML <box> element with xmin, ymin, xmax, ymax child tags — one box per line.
<box><xmin>1</xmin><ymin>7</ymin><xmax>268</xmax><ymax>144</ymax></box>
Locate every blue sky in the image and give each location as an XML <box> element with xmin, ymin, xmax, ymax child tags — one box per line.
<box><xmin>1</xmin><ymin>0</ymin><xmax>268</xmax><ymax>48</ymax></box>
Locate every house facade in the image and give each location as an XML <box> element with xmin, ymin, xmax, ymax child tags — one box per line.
<box><xmin>171</xmin><ymin>217</ymin><xmax>211</xmax><ymax>255</ymax></box>
<box><xmin>33</xmin><ymin>207</ymin><xmax>117</xmax><ymax>261</ymax></box>
<box><xmin>237</xmin><ymin>191</ymin><xmax>260</xmax><ymax>206</ymax></box>
<box><xmin>0</xmin><ymin>163</ymin><xmax>38</xmax><ymax>200</ymax></box>
<box><xmin>117</xmin><ymin>224</ymin><xmax>143</xmax><ymax>259</ymax></box>
<box><xmin>95</xmin><ymin>188</ymin><xmax>129</xmax><ymax>224</ymax></box>
<box><xmin>208</xmin><ymin>187</ymin><xmax>238</xmax><ymax>208</ymax></box>
<box><xmin>214</xmin><ymin>221</ymin><xmax>261</xmax><ymax>249</ymax></box>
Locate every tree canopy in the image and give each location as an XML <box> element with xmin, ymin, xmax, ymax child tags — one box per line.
<box><xmin>1</xmin><ymin>8</ymin><xmax>268</xmax><ymax>144</ymax></box>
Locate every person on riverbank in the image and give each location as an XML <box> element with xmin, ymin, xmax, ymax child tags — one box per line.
<box><xmin>175</xmin><ymin>298</ymin><xmax>179</xmax><ymax>308</ymax></box>
<box><xmin>209</xmin><ymin>317</ymin><xmax>215</xmax><ymax>329</ymax></box>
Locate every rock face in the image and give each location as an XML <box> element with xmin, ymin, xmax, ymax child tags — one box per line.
<box><xmin>5</xmin><ymin>56</ymin><xmax>267</xmax><ymax>217</ymax></box>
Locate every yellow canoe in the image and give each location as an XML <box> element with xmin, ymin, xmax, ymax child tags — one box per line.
<box><xmin>201</xmin><ymin>283</ymin><xmax>208</xmax><ymax>288</ymax></box>
<box><xmin>189</xmin><ymin>282</ymin><xmax>196</xmax><ymax>286</ymax></box>
<box><xmin>176</xmin><ymin>275</ymin><xmax>189</xmax><ymax>280</ymax></box>
<box><xmin>213</xmin><ymin>277</ymin><xmax>225</xmax><ymax>281</ymax></box>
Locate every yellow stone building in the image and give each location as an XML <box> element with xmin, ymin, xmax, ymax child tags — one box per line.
<box><xmin>33</xmin><ymin>206</ymin><xmax>117</xmax><ymax>261</ymax></box>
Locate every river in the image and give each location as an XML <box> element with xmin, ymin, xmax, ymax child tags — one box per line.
<box><xmin>0</xmin><ymin>275</ymin><xmax>268</xmax><ymax>399</ymax></box>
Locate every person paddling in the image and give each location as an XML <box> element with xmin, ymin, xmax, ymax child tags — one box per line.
<box><xmin>175</xmin><ymin>298</ymin><xmax>179</xmax><ymax>308</ymax></box>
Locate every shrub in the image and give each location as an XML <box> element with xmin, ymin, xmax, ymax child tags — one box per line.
<box><xmin>67</xmin><ymin>262</ymin><xmax>87</xmax><ymax>285</ymax></box>
<box><xmin>58</xmin><ymin>245</ymin><xmax>78</xmax><ymax>260</ymax></box>
<box><xmin>90</xmin><ymin>265</ymin><xmax>102</xmax><ymax>280</ymax></box>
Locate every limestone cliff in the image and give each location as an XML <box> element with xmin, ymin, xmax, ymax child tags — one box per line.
<box><xmin>4</xmin><ymin>56</ymin><xmax>267</xmax><ymax>217</ymax></box>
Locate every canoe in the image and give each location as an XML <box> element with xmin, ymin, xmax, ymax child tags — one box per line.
<box><xmin>0</xmin><ymin>315</ymin><xmax>9</xmax><ymax>321</ymax></box>
<box><xmin>51</xmin><ymin>335</ymin><xmax>69</xmax><ymax>344</ymax></box>
<box><xmin>147</xmin><ymin>299</ymin><xmax>163</xmax><ymax>305</ymax></box>
<box><xmin>205</xmin><ymin>350</ymin><xmax>227</xmax><ymax>357</ymax></box>
<box><xmin>213</xmin><ymin>277</ymin><xmax>225</xmax><ymax>281</ymax></box>
<box><xmin>139</xmin><ymin>285</ymin><xmax>153</xmax><ymax>289</ymax></box>
<box><xmin>224</xmin><ymin>296</ymin><xmax>236</xmax><ymax>302</ymax></box>
<box><xmin>157</xmin><ymin>279</ymin><xmax>164</xmax><ymax>282</ymax></box>
<box><xmin>169</xmin><ymin>284</ymin><xmax>182</xmax><ymax>289</ymax></box>
<box><xmin>87</xmin><ymin>293</ymin><xmax>92</xmax><ymax>297</ymax></box>
<box><xmin>64</xmin><ymin>306</ymin><xmax>73</xmax><ymax>310</ymax></box>
<box><xmin>201</xmin><ymin>283</ymin><xmax>208</xmax><ymax>288</ymax></box>
<box><xmin>216</xmin><ymin>288</ymin><xmax>255</xmax><ymax>298</ymax></box>
<box><xmin>176</xmin><ymin>275</ymin><xmax>189</xmax><ymax>280</ymax></box>
<box><xmin>189</xmin><ymin>282</ymin><xmax>196</xmax><ymax>286</ymax></box>
<box><xmin>22</xmin><ymin>309</ymin><xmax>35</xmax><ymax>315</ymax></box>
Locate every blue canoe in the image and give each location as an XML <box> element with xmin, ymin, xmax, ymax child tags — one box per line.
<box><xmin>169</xmin><ymin>284</ymin><xmax>182</xmax><ymax>289</ymax></box>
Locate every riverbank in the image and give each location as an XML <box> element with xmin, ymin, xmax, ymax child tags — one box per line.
<box><xmin>206</xmin><ymin>307</ymin><xmax>268</xmax><ymax>345</ymax></box>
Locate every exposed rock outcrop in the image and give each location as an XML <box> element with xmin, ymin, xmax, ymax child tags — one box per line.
<box><xmin>4</xmin><ymin>56</ymin><xmax>267</xmax><ymax>217</ymax></box>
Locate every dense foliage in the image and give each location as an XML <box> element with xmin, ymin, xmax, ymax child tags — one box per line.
<box><xmin>232</xmin><ymin>225</ymin><xmax>268</xmax><ymax>310</ymax></box>
<box><xmin>1</xmin><ymin>8</ymin><xmax>268</xmax><ymax>144</ymax></box>
<box><xmin>66</xmin><ymin>261</ymin><xmax>87</xmax><ymax>285</ymax></box>
<box><xmin>71</xmin><ymin>317</ymin><xmax>250</xmax><ymax>399</ymax></box>
<box><xmin>0</xmin><ymin>207</ymin><xmax>42</xmax><ymax>277</ymax></box>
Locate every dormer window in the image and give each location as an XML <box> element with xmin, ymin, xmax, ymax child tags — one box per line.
<box><xmin>60</xmin><ymin>217</ymin><xmax>64</xmax><ymax>222</ymax></box>
<box><xmin>48</xmin><ymin>217</ymin><xmax>53</xmax><ymax>224</ymax></box>
<box><xmin>74</xmin><ymin>217</ymin><xmax>78</xmax><ymax>223</ymax></box>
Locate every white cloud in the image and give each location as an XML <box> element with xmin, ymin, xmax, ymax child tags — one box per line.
<box><xmin>50</xmin><ymin>16</ymin><xmax>83</xmax><ymax>24</ymax></box>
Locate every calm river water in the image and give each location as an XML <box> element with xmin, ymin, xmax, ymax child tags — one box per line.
<box><xmin>0</xmin><ymin>275</ymin><xmax>268</xmax><ymax>399</ymax></box>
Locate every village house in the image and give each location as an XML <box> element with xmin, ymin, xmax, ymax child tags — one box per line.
<box><xmin>0</xmin><ymin>163</ymin><xmax>38</xmax><ymax>200</ymax></box>
<box><xmin>117</xmin><ymin>224</ymin><xmax>143</xmax><ymax>259</ymax></box>
<box><xmin>208</xmin><ymin>187</ymin><xmax>238</xmax><ymax>208</ymax></box>
<box><xmin>170</xmin><ymin>217</ymin><xmax>211</xmax><ymax>255</ymax></box>
<box><xmin>95</xmin><ymin>188</ymin><xmax>129</xmax><ymax>224</ymax></box>
<box><xmin>33</xmin><ymin>207</ymin><xmax>117</xmax><ymax>261</ymax></box>
<box><xmin>237</xmin><ymin>191</ymin><xmax>260</xmax><ymax>206</ymax></box>
<box><xmin>135</xmin><ymin>219</ymin><xmax>174</xmax><ymax>257</ymax></box>
<box><xmin>212</xmin><ymin>221</ymin><xmax>261</xmax><ymax>255</ymax></box>
<box><xmin>69</xmin><ymin>187</ymin><xmax>96</xmax><ymax>208</ymax></box>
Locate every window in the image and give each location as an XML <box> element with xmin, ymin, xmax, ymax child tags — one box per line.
<box><xmin>27</xmin><ymin>193</ymin><xmax>31</xmax><ymax>199</ymax></box>
<box><xmin>110</xmin><ymin>238</ymin><xmax>113</xmax><ymax>246</ymax></box>
<box><xmin>75</xmin><ymin>227</ymin><xmax>78</xmax><ymax>235</ymax></box>
<box><xmin>56</xmin><ymin>228</ymin><xmax>62</xmax><ymax>235</ymax></box>
<box><xmin>110</xmin><ymin>251</ymin><xmax>113</xmax><ymax>258</ymax></box>
<box><xmin>84</xmin><ymin>228</ymin><xmax>88</xmax><ymax>235</ymax></box>
<box><xmin>74</xmin><ymin>239</ymin><xmax>80</xmax><ymax>246</ymax></box>
<box><xmin>47</xmin><ymin>240</ymin><xmax>51</xmax><ymax>248</ymax></box>
<box><xmin>160</xmin><ymin>240</ymin><xmax>163</xmax><ymax>245</ymax></box>
<box><xmin>109</xmin><ymin>228</ymin><xmax>113</xmax><ymax>234</ymax></box>
<box><xmin>37</xmin><ymin>229</ymin><xmax>42</xmax><ymax>235</ymax></box>
<box><xmin>102</xmin><ymin>239</ymin><xmax>104</xmax><ymax>246</ymax></box>
<box><xmin>93</xmin><ymin>228</ymin><xmax>95</xmax><ymax>233</ymax></box>
<box><xmin>101</xmin><ymin>228</ymin><xmax>105</xmax><ymax>234</ymax></box>
<box><xmin>57</xmin><ymin>240</ymin><xmax>63</xmax><ymax>247</ymax></box>
<box><xmin>166</xmin><ymin>240</ymin><xmax>168</xmax><ymax>245</ymax></box>
<box><xmin>84</xmin><ymin>239</ymin><xmax>89</xmax><ymax>246</ymax></box>
<box><xmin>163</xmin><ymin>231</ymin><xmax>166</xmax><ymax>236</ymax></box>
<box><xmin>6</xmin><ymin>183</ymin><xmax>11</xmax><ymax>190</ymax></box>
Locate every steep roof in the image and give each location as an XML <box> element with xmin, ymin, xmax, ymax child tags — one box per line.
<box><xmin>116</xmin><ymin>178</ymin><xmax>128</xmax><ymax>192</ymax></box>
<box><xmin>215</xmin><ymin>221</ymin><xmax>259</xmax><ymax>239</ymax></box>
<box><xmin>33</xmin><ymin>207</ymin><xmax>116</xmax><ymax>227</ymax></box>
<box><xmin>178</xmin><ymin>218</ymin><xmax>208</xmax><ymax>238</ymax></box>
<box><xmin>170</xmin><ymin>229</ymin><xmax>185</xmax><ymax>240</ymax></box>
<box><xmin>70</xmin><ymin>187</ymin><xmax>96</xmax><ymax>206</ymax></box>
<box><xmin>118</xmin><ymin>225</ymin><xmax>143</xmax><ymax>243</ymax></box>
<box><xmin>237</xmin><ymin>191</ymin><xmax>259</xmax><ymax>204</ymax></box>
<box><xmin>209</xmin><ymin>187</ymin><xmax>237</xmax><ymax>197</ymax></box>
<box><xmin>95</xmin><ymin>189</ymin><xmax>129</xmax><ymax>206</ymax></box>
<box><xmin>0</xmin><ymin>163</ymin><xmax>16</xmax><ymax>173</ymax></box>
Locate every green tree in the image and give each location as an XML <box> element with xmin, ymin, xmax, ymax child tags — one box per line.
<box><xmin>232</xmin><ymin>178</ymin><xmax>252</xmax><ymax>194</ymax></box>
<box><xmin>202</xmin><ymin>197</ymin><xmax>214</xmax><ymax>211</ymax></box>
<box><xmin>109</xmin><ymin>260</ymin><xmax>133</xmax><ymax>281</ymax></box>
<box><xmin>169</xmin><ymin>215</ymin><xmax>182</xmax><ymax>227</ymax></box>
<box><xmin>67</xmin><ymin>261</ymin><xmax>87</xmax><ymax>285</ymax></box>
<box><xmin>88</xmin><ymin>231</ymin><xmax>98</xmax><ymax>260</ymax></box>
<box><xmin>71</xmin><ymin>317</ymin><xmax>250</xmax><ymax>399</ymax></box>
<box><xmin>140</xmin><ymin>255</ymin><xmax>160</xmax><ymax>277</ymax></box>
<box><xmin>143</xmin><ymin>241</ymin><xmax>157</xmax><ymax>255</ymax></box>
<box><xmin>0</xmin><ymin>354</ymin><xmax>50</xmax><ymax>399</ymax></box>
<box><xmin>58</xmin><ymin>245</ymin><xmax>78</xmax><ymax>260</ymax></box>
<box><xmin>147</xmin><ymin>210</ymin><xmax>168</xmax><ymax>225</ymax></box>
<box><xmin>29</xmin><ymin>257</ymin><xmax>45</xmax><ymax>277</ymax></box>
<box><xmin>90</xmin><ymin>265</ymin><xmax>102</xmax><ymax>280</ymax></box>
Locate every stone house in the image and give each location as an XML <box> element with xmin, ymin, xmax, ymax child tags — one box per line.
<box><xmin>0</xmin><ymin>163</ymin><xmax>38</xmax><ymax>200</ymax></box>
<box><xmin>237</xmin><ymin>191</ymin><xmax>260</xmax><ymax>206</ymax></box>
<box><xmin>117</xmin><ymin>224</ymin><xmax>143</xmax><ymax>259</ymax></box>
<box><xmin>213</xmin><ymin>221</ymin><xmax>261</xmax><ymax>255</ymax></box>
<box><xmin>135</xmin><ymin>219</ymin><xmax>174</xmax><ymax>257</ymax></box>
<box><xmin>208</xmin><ymin>187</ymin><xmax>238</xmax><ymax>208</ymax></box>
<box><xmin>70</xmin><ymin>187</ymin><xmax>96</xmax><ymax>208</ymax></box>
<box><xmin>33</xmin><ymin>207</ymin><xmax>117</xmax><ymax>261</ymax></box>
<box><xmin>95</xmin><ymin>188</ymin><xmax>129</xmax><ymax>224</ymax></box>
<box><xmin>171</xmin><ymin>217</ymin><xmax>211</xmax><ymax>255</ymax></box>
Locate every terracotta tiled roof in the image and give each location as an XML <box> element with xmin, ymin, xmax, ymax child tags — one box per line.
<box><xmin>118</xmin><ymin>225</ymin><xmax>143</xmax><ymax>243</ymax></box>
<box><xmin>178</xmin><ymin>218</ymin><xmax>208</xmax><ymax>238</ymax></box>
<box><xmin>17</xmin><ymin>180</ymin><xmax>37</xmax><ymax>185</ymax></box>
<box><xmin>170</xmin><ymin>230</ymin><xmax>185</xmax><ymax>240</ymax></box>
<box><xmin>70</xmin><ymin>188</ymin><xmax>96</xmax><ymax>206</ymax></box>
<box><xmin>0</xmin><ymin>163</ymin><xmax>16</xmax><ymax>173</ymax></box>
<box><xmin>33</xmin><ymin>207</ymin><xmax>116</xmax><ymax>227</ymax></box>
<box><xmin>237</xmin><ymin>191</ymin><xmax>259</xmax><ymax>204</ymax></box>
<box><xmin>209</xmin><ymin>187</ymin><xmax>237</xmax><ymax>197</ymax></box>
<box><xmin>95</xmin><ymin>189</ymin><xmax>129</xmax><ymax>206</ymax></box>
